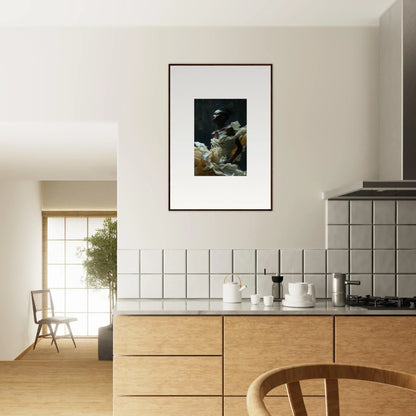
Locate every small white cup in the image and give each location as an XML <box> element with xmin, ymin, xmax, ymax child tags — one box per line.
<box><xmin>263</xmin><ymin>295</ymin><xmax>274</xmax><ymax>306</ymax></box>
<box><xmin>251</xmin><ymin>294</ymin><xmax>260</xmax><ymax>305</ymax></box>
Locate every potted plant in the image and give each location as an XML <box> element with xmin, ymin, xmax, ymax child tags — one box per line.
<box><xmin>81</xmin><ymin>217</ymin><xmax>117</xmax><ymax>360</ymax></box>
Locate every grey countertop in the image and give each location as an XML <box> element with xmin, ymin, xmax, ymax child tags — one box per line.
<box><xmin>114</xmin><ymin>299</ymin><xmax>416</xmax><ymax>316</ymax></box>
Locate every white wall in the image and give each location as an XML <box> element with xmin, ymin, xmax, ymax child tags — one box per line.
<box><xmin>0</xmin><ymin>181</ymin><xmax>42</xmax><ymax>360</ymax></box>
<box><xmin>41</xmin><ymin>181</ymin><xmax>117</xmax><ymax>211</ymax></box>
<box><xmin>0</xmin><ymin>27</ymin><xmax>379</xmax><ymax>250</ymax></box>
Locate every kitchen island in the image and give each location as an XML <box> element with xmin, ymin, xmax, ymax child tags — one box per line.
<box><xmin>113</xmin><ymin>300</ymin><xmax>416</xmax><ymax>416</ymax></box>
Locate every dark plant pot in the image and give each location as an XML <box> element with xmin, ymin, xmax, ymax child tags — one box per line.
<box><xmin>98</xmin><ymin>324</ymin><xmax>113</xmax><ymax>361</ymax></box>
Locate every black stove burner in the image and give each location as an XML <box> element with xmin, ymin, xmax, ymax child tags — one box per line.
<box><xmin>347</xmin><ymin>295</ymin><xmax>416</xmax><ymax>310</ymax></box>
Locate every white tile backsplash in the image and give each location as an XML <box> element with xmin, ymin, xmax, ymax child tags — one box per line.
<box><xmin>373</xmin><ymin>250</ymin><xmax>395</xmax><ymax>274</ymax></box>
<box><xmin>233</xmin><ymin>249</ymin><xmax>255</xmax><ymax>274</ymax></box>
<box><xmin>397</xmin><ymin>225</ymin><xmax>416</xmax><ymax>249</ymax></box>
<box><xmin>140</xmin><ymin>250</ymin><xmax>163</xmax><ymax>274</ymax></box>
<box><xmin>164</xmin><ymin>274</ymin><xmax>186</xmax><ymax>298</ymax></box>
<box><xmin>117</xmin><ymin>274</ymin><xmax>140</xmax><ymax>298</ymax></box>
<box><xmin>256</xmin><ymin>274</ymin><xmax>273</xmax><ymax>296</ymax></box>
<box><xmin>187</xmin><ymin>274</ymin><xmax>209</xmax><ymax>298</ymax></box>
<box><xmin>140</xmin><ymin>275</ymin><xmax>162</xmax><ymax>298</ymax></box>
<box><xmin>374</xmin><ymin>201</ymin><xmax>395</xmax><ymax>225</ymax></box>
<box><xmin>373</xmin><ymin>226</ymin><xmax>395</xmax><ymax>249</ymax></box>
<box><xmin>350</xmin><ymin>250</ymin><xmax>372</xmax><ymax>274</ymax></box>
<box><xmin>397</xmin><ymin>275</ymin><xmax>416</xmax><ymax>297</ymax></box>
<box><xmin>350</xmin><ymin>201</ymin><xmax>372</xmax><ymax>224</ymax></box>
<box><xmin>350</xmin><ymin>225</ymin><xmax>372</xmax><ymax>249</ymax></box>
<box><xmin>187</xmin><ymin>249</ymin><xmax>209</xmax><ymax>274</ymax></box>
<box><xmin>397</xmin><ymin>201</ymin><xmax>416</xmax><ymax>224</ymax></box>
<box><xmin>304</xmin><ymin>250</ymin><xmax>326</xmax><ymax>274</ymax></box>
<box><xmin>256</xmin><ymin>249</ymin><xmax>279</xmax><ymax>274</ymax></box>
<box><xmin>210</xmin><ymin>249</ymin><xmax>232</xmax><ymax>274</ymax></box>
<box><xmin>131</xmin><ymin>196</ymin><xmax>416</xmax><ymax>301</ymax></box>
<box><xmin>280</xmin><ymin>249</ymin><xmax>303</xmax><ymax>274</ymax></box>
<box><xmin>374</xmin><ymin>275</ymin><xmax>396</xmax><ymax>297</ymax></box>
<box><xmin>304</xmin><ymin>274</ymin><xmax>326</xmax><ymax>298</ymax></box>
<box><xmin>327</xmin><ymin>250</ymin><xmax>348</xmax><ymax>274</ymax></box>
<box><xmin>164</xmin><ymin>250</ymin><xmax>186</xmax><ymax>274</ymax></box>
<box><xmin>117</xmin><ymin>250</ymin><xmax>139</xmax><ymax>274</ymax></box>
<box><xmin>327</xmin><ymin>226</ymin><xmax>349</xmax><ymax>249</ymax></box>
<box><xmin>327</xmin><ymin>200</ymin><xmax>349</xmax><ymax>224</ymax></box>
<box><xmin>397</xmin><ymin>250</ymin><xmax>416</xmax><ymax>274</ymax></box>
<box><xmin>210</xmin><ymin>274</ymin><xmax>226</xmax><ymax>298</ymax></box>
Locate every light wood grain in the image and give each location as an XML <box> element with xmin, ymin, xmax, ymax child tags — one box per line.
<box><xmin>246</xmin><ymin>363</ymin><xmax>416</xmax><ymax>416</ymax></box>
<box><xmin>339</xmin><ymin>380</ymin><xmax>416</xmax><ymax>415</ymax></box>
<box><xmin>336</xmin><ymin>316</ymin><xmax>416</xmax><ymax>415</ymax></box>
<box><xmin>225</xmin><ymin>396</ymin><xmax>325</xmax><ymax>416</ymax></box>
<box><xmin>113</xmin><ymin>315</ymin><xmax>222</xmax><ymax>355</ymax></box>
<box><xmin>224</xmin><ymin>316</ymin><xmax>333</xmax><ymax>395</ymax></box>
<box><xmin>114</xmin><ymin>396</ymin><xmax>222</xmax><ymax>416</ymax></box>
<box><xmin>335</xmin><ymin>316</ymin><xmax>416</xmax><ymax>372</ymax></box>
<box><xmin>0</xmin><ymin>361</ymin><xmax>112</xmax><ymax>415</ymax></box>
<box><xmin>113</xmin><ymin>356</ymin><xmax>222</xmax><ymax>396</ymax></box>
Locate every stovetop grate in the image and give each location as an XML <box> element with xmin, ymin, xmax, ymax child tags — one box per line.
<box><xmin>347</xmin><ymin>295</ymin><xmax>416</xmax><ymax>310</ymax></box>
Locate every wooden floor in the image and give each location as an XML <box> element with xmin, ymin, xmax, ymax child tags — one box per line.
<box><xmin>0</xmin><ymin>338</ymin><xmax>112</xmax><ymax>416</ymax></box>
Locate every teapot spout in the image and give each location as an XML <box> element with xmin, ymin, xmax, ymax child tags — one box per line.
<box><xmin>239</xmin><ymin>285</ymin><xmax>247</xmax><ymax>292</ymax></box>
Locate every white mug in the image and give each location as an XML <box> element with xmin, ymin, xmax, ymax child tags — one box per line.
<box><xmin>288</xmin><ymin>282</ymin><xmax>308</xmax><ymax>297</ymax></box>
<box><xmin>251</xmin><ymin>294</ymin><xmax>260</xmax><ymax>305</ymax></box>
<box><xmin>307</xmin><ymin>283</ymin><xmax>316</xmax><ymax>302</ymax></box>
<box><xmin>263</xmin><ymin>295</ymin><xmax>274</xmax><ymax>306</ymax></box>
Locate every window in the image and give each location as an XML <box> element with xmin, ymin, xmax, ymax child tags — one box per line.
<box><xmin>44</xmin><ymin>212</ymin><xmax>116</xmax><ymax>336</ymax></box>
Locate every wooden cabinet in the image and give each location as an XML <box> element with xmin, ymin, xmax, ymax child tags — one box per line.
<box><xmin>114</xmin><ymin>356</ymin><xmax>222</xmax><ymax>396</ymax></box>
<box><xmin>113</xmin><ymin>315</ymin><xmax>222</xmax><ymax>355</ymax></box>
<box><xmin>224</xmin><ymin>316</ymin><xmax>333</xmax><ymax>396</ymax></box>
<box><xmin>335</xmin><ymin>316</ymin><xmax>416</xmax><ymax>415</ymax></box>
<box><xmin>113</xmin><ymin>314</ymin><xmax>416</xmax><ymax>416</ymax></box>
<box><xmin>113</xmin><ymin>316</ymin><xmax>223</xmax><ymax>416</ymax></box>
<box><xmin>224</xmin><ymin>396</ymin><xmax>326</xmax><ymax>416</ymax></box>
<box><xmin>114</xmin><ymin>397</ymin><xmax>222</xmax><ymax>416</ymax></box>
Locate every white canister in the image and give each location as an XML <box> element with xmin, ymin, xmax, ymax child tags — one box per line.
<box><xmin>223</xmin><ymin>274</ymin><xmax>247</xmax><ymax>303</ymax></box>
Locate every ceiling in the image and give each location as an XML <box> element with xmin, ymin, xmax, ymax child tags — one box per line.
<box><xmin>0</xmin><ymin>0</ymin><xmax>397</xmax><ymax>27</ymax></box>
<box><xmin>0</xmin><ymin>123</ymin><xmax>117</xmax><ymax>180</ymax></box>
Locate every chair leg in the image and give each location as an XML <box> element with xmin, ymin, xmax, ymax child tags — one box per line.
<box><xmin>47</xmin><ymin>323</ymin><xmax>59</xmax><ymax>353</ymax></box>
<box><xmin>33</xmin><ymin>324</ymin><xmax>42</xmax><ymax>350</ymax></box>
<box><xmin>51</xmin><ymin>323</ymin><xmax>59</xmax><ymax>345</ymax></box>
<box><xmin>66</xmin><ymin>322</ymin><xmax>77</xmax><ymax>348</ymax></box>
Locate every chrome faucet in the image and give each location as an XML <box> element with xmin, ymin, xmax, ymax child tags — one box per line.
<box><xmin>332</xmin><ymin>273</ymin><xmax>360</xmax><ymax>307</ymax></box>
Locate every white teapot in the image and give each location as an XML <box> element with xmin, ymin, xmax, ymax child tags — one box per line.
<box><xmin>223</xmin><ymin>274</ymin><xmax>247</xmax><ymax>303</ymax></box>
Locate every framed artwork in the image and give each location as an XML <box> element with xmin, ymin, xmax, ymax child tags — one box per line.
<box><xmin>169</xmin><ymin>64</ymin><xmax>272</xmax><ymax>211</ymax></box>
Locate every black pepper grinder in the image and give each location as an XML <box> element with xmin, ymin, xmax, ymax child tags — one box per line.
<box><xmin>272</xmin><ymin>275</ymin><xmax>284</xmax><ymax>301</ymax></box>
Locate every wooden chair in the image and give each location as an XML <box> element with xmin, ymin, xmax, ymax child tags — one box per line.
<box><xmin>246</xmin><ymin>363</ymin><xmax>416</xmax><ymax>416</ymax></box>
<box><xmin>31</xmin><ymin>289</ymin><xmax>77</xmax><ymax>353</ymax></box>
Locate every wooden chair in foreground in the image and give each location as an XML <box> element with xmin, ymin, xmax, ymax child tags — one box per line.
<box><xmin>31</xmin><ymin>289</ymin><xmax>77</xmax><ymax>353</ymax></box>
<box><xmin>246</xmin><ymin>363</ymin><xmax>416</xmax><ymax>416</ymax></box>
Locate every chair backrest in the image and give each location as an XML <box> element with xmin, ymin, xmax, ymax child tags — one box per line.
<box><xmin>31</xmin><ymin>289</ymin><xmax>55</xmax><ymax>324</ymax></box>
<box><xmin>246</xmin><ymin>363</ymin><xmax>416</xmax><ymax>416</ymax></box>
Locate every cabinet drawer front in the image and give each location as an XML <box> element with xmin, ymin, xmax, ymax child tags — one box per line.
<box><xmin>224</xmin><ymin>316</ymin><xmax>333</xmax><ymax>395</ymax></box>
<box><xmin>114</xmin><ymin>356</ymin><xmax>222</xmax><ymax>396</ymax></box>
<box><xmin>115</xmin><ymin>396</ymin><xmax>222</xmax><ymax>416</ymax></box>
<box><xmin>339</xmin><ymin>380</ymin><xmax>416</xmax><ymax>415</ymax></box>
<box><xmin>336</xmin><ymin>317</ymin><xmax>416</xmax><ymax>373</ymax></box>
<box><xmin>225</xmin><ymin>396</ymin><xmax>325</xmax><ymax>416</ymax></box>
<box><xmin>114</xmin><ymin>316</ymin><xmax>222</xmax><ymax>355</ymax></box>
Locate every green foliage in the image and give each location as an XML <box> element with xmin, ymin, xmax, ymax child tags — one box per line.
<box><xmin>81</xmin><ymin>218</ymin><xmax>117</xmax><ymax>317</ymax></box>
